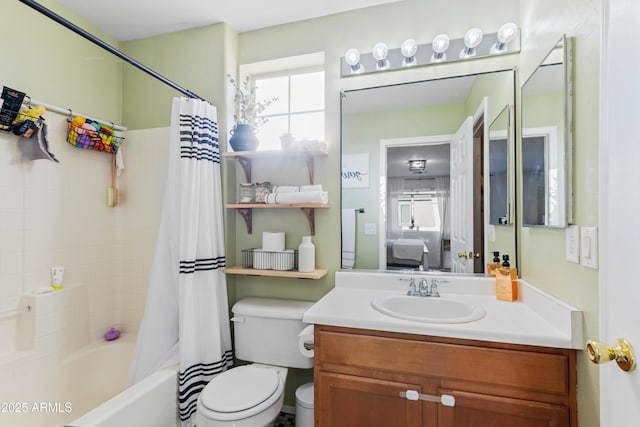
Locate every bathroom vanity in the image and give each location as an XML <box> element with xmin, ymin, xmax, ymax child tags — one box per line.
<box><xmin>304</xmin><ymin>271</ymin><xmax>582</xmax><ymax>427</ymax></box>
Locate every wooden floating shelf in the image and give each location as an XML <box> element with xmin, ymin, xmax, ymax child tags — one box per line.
<box><xmin>222</xmin><ymin>149</ymin><xmax>328</xmax><ymax>159</ymax></box>
<box><xmin>226</xmin><ymin>203</ymin><xmax>330</xmax><ymax>235</ymax></box>
<box><xmin>224</xmin><ymin>266</ymin><xmax>328</xmax><ymax>280</ymax></box>
<box><xmin>226</xmin><ymin>203</ymin><xmax>330</xmax><ymax>209</ymax></box>
<box><xmin>223</xmin><ymin>149</ymin><xmax>328</xmax><ymax>183</ymax></box>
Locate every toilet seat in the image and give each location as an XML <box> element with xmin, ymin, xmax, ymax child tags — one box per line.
<box><xmin>198</xmin><ymin>365</ymin><xmax>285</xmax><ymax>422</ymax></box>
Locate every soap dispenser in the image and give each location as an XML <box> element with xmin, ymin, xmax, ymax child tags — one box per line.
<box><xmin>495</xmin><ymin>254</ymin><xmax>518</xmax><ymax>302</ymax></box>
<box><xmin>486</xmin><ymin>251</ymin><xmax>501</xmax><ymax>276</ymax></box>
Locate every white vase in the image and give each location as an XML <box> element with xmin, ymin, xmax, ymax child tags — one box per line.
<box><xmin>298</xmin><ymin>236</ymin><xmax>315</xmax><ymax>273</ymax></box>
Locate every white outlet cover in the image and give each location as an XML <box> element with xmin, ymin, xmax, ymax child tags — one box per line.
<box><xmin>565</xmin><ymin>225</ymin><xmax>579</xmax><ymax>263</ymax></box>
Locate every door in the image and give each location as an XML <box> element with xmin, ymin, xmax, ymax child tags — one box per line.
<box><xmin>450</xmin><ymin>116</ymin><xmax>474</xmax><ymax>273</ymax></box>
<box><xmin>316</xmin><ymin>371</ymin><xmax>422</xmax><ymax>427</ymax></box>
<box><xmin>598</xmin><ymin>0</ymin><xmax>640</xmax><ymax>424</ymax></box>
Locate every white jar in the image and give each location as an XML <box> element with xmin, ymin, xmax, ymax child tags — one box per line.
<box><xmin>298</xmin><ymin>236</ymin><xmax>315</xmax><ymax>273</ymax></box>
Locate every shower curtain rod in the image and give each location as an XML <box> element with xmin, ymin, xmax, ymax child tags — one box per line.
<box><xmin>23</xmin><ymin>96</ymin><xmax>127</xmax><ymax>132</ymax></box>
<box><xmin>18</xmin><ymin>0</ymin><xmax>207</xmax><ymax>102</ymax></box>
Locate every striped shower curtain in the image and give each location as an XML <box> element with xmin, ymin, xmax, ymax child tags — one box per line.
<box><xmin>130</xmin><ymin>97</ymin><xmax>233</xmax><ymax>427</ymax></box>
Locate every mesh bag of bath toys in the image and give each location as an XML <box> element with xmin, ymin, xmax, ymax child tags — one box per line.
<box><xmin>67</xmin><ymin>116</ymin><xmax>123</xmax><ymax>153</ymax></box>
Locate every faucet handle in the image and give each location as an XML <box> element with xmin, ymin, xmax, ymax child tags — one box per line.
<box><xmin>403</xmin><ymin>277</ymin><xmax>419</xmax><ymax>295</ymax></box>
<box><xmin>430</xmin><ymin>278</ymin><xmax>445</xmax><ymax>297</ymax></box>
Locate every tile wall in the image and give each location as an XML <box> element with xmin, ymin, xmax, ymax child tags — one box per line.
<box><xmin>0</xmin><ymin>112</ymin><xmax>168</xmax><ymax>374</ymax></box>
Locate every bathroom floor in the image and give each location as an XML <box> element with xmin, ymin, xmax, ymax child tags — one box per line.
<box><xmin>274</xmin><ymin>411</ymin><xmax>296</xmax><ymax>426</ymax></box>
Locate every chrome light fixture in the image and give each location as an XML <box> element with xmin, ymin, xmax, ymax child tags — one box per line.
<box><xmin>459</xmin><ymin>28</ymin><xmax>483</xmax><ymax>59</ymax></box>
<box><xmin>408</xmin><ymin>159</ymin><xmax>427</xmax><ymax>173</ymax></box>
<box><xmin>401</xmin><ymin>39</ymin><xmax>418</xmax><ymax>66</ymax></box>
<box><xmin>372</xmin><ymin>42</ymin><xmax>390</xmax><ymax>70</ymax></box>
<box><xmin>490</xmin><ymin>22</ymin><xmax>518</xmax><ymax>54</ymax></box>
<box><xmin>344</xmin><ymin>48</ymin><xmax>363</xmax><ymax>73</ymax></box>
<box><xmin>431</xmin><ymin>34</ymin><xmax>450</xmax><ymax>63</ymax></box>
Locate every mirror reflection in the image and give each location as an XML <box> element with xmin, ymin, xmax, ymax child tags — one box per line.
<box><xmin>521</xmin><ymin>36</ymin><xmax>573</xmax><ymax>227</ymax></box>
<box><xmin>489</xmin><ymin>105</ymin><xmax>511</xmax><ymax>226</ymax></box>
<box><xmin>341</xmin><ymin>70</ymin><xmax>516</xmax><ymax>274</ymax></box>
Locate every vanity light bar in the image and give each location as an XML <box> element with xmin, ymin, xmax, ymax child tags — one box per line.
<box><xmin>341</xmin><ymin>25</ymin><xmax>520</xmax><ymax>77</ymax></box>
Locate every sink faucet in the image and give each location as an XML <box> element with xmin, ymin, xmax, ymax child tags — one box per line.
<box><xmin>418</xmin><ymin>279</ymin><xmax>430</xmax><ymax>296</ymax></box>
<box><xmin>400</xmin><ymin>277</ymin><xmax>419</xmax><ymax>296</ymax></box>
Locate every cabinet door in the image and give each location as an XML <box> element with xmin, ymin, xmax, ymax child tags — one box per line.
<box><xmin>317</xmin><ymin>371</ymin><xmax>423</xmax><ymax>427</ymax></box>
<box><xmin>437</xmin><ymin>389</ymin><xmax>568</xmax><ymax>427</ymax></box>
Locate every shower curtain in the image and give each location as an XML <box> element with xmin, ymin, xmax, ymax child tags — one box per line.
<box><xmin>130</xmin><ymin>97</ymin><xmax>233</xmax><ymax>427</ymax></box>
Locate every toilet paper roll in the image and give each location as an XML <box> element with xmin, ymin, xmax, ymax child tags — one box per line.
<box><xmin>298</xmin><ymin>324</ymin><xmax>314</xmax><ymax>358</ymax></box>
<box><xmin>262</xmin><ymin>232</ymin><xmax>285</xmax><ymax>252</ymax></box>
<box><xmin>253</xmin><ymin>249</ymin><xmax>272</xmax><ymax>270</ymax></box>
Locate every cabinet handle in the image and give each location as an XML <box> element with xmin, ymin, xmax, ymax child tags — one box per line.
<box><xmin>399</xmin><ymin>390</ymin><xmax>456</xmax><ymax>407</ymax></box>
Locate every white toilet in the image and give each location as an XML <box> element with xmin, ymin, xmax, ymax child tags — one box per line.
<box><xmin>196</xmin><ymin>297</ymin><xmax>314</xmax><ymax>427</ymax></box>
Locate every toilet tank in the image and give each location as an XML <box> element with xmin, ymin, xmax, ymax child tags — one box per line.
<box><xmin>232</xmin><ymin>298</ymin><xmax>314</xmax><ymax>369</ymax></box>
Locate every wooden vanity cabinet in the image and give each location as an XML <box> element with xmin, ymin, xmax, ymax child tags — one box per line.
<box><xmin>314</xmin><ymin>325</ymin><xmax>577</xmax><ymax>427</ymax></box>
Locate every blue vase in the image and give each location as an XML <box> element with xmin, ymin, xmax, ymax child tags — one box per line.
<box><xmin>229</xmin><ymin>124</ymin><xmax>259</xmax><ymax>151</ymax></box>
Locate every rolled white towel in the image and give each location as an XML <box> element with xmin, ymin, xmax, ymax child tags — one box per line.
<box><xmin>272</xmin><ymin>185</ymin><xmax>300</xmax><ymax>193</ymax></box>
<box><xmin>300</xmin><ymin>184</ymin><xmax>323</xmax><ymax>192</ymax></box>
<box><xmin>265</xmin><ymin>191</ymin><xmax>328</xmax><ymax>204</ymax></box>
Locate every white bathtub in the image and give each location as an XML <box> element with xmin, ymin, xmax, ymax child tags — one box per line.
<box><xmin>0</xmin><ymin>335</ymin><xmax>177</xmax><ymax>427</ymax></box>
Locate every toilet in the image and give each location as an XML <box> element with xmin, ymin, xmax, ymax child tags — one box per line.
<box><xmin>196</xmin><ymin>297</ymin><xmax>314</xmax><ymax>427</ymax></box>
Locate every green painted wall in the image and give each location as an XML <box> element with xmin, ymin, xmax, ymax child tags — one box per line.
<box><xmin>3</xmin><ymin>0</ymin><xmax>123</xmax><ymax>123</ymax></box>
<box><xmin>518</xmin><ymin>1</ymin><xmax>601</xmax><ymax>425</ymax></box>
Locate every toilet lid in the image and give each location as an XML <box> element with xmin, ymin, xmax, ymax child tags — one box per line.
<box><xmin>200</xmin><ymin>365</ymin><xmax>279</xmax><ymax>413</ymax></box>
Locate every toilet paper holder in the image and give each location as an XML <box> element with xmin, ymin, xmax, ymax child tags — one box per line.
<box><xmin>298</xmin><ymin>325</ymin><xmax>315</xmax><ymax>358</ymax></box>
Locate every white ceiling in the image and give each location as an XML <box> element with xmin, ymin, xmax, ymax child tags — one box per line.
<box><xmin>51</xmin><ymin>0</ymin><xmax>404</xmax><ymax>41</ymax></box>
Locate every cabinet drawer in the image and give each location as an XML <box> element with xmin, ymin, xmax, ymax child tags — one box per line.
<box><xmin>317</xmin><ymin>329</ymin><xmax>569</xmax><ymax>395</ymax></box>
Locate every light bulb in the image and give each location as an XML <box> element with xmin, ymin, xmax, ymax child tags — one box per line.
<box><xmin>431</xmin><ymin>34</ymin><xmax>450</xmax><ymax>63</ymax></box>
<box><xmin>491</xmin><ymin>22</ymin><xmax>518</xmax><ymax>54</ymax></box>
<box><xmin>401</xmin><ymin>39</ymin><xmax>418</xmax><ymax>66</ymax></box>
<box><xmin>372</xmin><ymin>42</ymin><xmax>390</xmax><ymax>70</ymax></box>
<box><xmin>464</xmin><ymin>28</ymin><xmax>483</xmax><ymax>48</ymax></box>
<box><xmin>344</xmin><ymin>48</ymin><xmax>363</xmax><ymax>73</ymax></box>
<box><xmin>460</xmin><ymin>28</ymin><xmax>483</xmax><ymax>58</ymax></box>
<box><xmin>497</xmin><ymin>22</ymin><xmax>518</xmax><ymax>44</ymax></box>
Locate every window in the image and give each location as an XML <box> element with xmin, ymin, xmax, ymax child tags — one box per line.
<box><xmin>398</xmin><ymin>193</ymin><xmax>441</xmax><ymax>231</ymax></box>
<box><xmin>253</xmin><ymin>69</ymin><xmax>325</xmax><ymax>150</ymax></box>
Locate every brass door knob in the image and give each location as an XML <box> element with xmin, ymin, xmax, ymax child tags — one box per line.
<box><xmin>457</xmin><ymin>251</ymin><xmax>479</xmax><ymax>259</ymax></box>
<box><xmin>586</xmin><ymin>338</ymin><xmax>636</xmax><ymax>372</ymax></box>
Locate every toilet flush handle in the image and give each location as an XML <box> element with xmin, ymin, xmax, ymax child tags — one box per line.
<box><xmin>230</xmin><ymin>316</ymin><xmax>245</xmax><ymax>323</ymax></box>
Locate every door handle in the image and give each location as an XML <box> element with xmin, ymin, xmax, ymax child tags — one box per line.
<box><xmin>586</xmin><ymin>338</ymin><xmax>636</xmax><ymax>372</ymax></box>
<box><xmin>457</xmin><ymin>251</ymin><xmax>480</xmax><ymax>259</ymax></box>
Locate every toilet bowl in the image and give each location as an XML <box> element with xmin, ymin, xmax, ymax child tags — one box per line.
<box><xmin>195</xmin><ymin>364</ymin><xmax>287</xmax><ymax>427</ymax></box>
<box><xmin>195</xmin><ymin>298</ymin><xmax>314</xmax><ymax>427</ymax></box>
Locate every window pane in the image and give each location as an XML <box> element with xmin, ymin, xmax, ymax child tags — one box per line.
<box><xmin>291</xmin><ymin>71</ymin><xmax>324</xmax><ymax>112</ymax></box>
<box><xmin>290</xmin><ymin>112</ymin><xmax>324</xmax><ymax>141</ymax></box>
<box><xmin>256</xmin><ymin>115</ymin><xmax>288</xmax><ymax>151</ymax></box>
<box><xmin>255</xmin><ymin>76</ymin><xmax>288</xmax><ymax>116</ymax></box>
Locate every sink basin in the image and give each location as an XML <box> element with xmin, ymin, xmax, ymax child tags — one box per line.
<box><xmin>371</xmin><ymin>295</ymin><xmax>486</xmax><ymax>324</ymax></box>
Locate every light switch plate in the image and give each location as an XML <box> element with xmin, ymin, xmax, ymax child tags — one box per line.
<box><xmin>565</xmin><ymin>225</ymin><xmax>580</xmax><ymax>263</ymax></box>
<box><xmin>364</xmin><ymin>223</ymin><xmax>377</xmax><ymax>235</ymax></box>
<box><xmin>580</xmin><ymin>226</ymin><xmax>598</xmax><ymax>269</ymax></box>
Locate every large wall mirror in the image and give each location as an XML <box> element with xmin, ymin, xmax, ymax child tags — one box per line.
<box><xmin>521</xmin><ymin>35</ymin><xmax>574</xmax><ymax>227</ymax></box>
<box><xmin>341</xmin><ymin>70</ymin><xmax>516</xmax><ymax>274</ymax></box>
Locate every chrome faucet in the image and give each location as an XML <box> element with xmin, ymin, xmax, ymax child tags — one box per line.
<box><xmin>400</xmin><ymin>277</ymin><xmax>419</xmax><ymax>296</ymax></box>
<box><xmin>418</xmin><ymin>279</ymin><xmax>430</xmax><ymax>296</ymax></box>
<box><xmin>429</xmin><ymin>279</ymin><xmax>440</xmax><ymax>297</ymax></box>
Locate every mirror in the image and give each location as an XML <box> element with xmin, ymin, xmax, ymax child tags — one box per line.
<box><xmin>521</xmin><ymin>35</ymin><xmax>574</xmax><ymax>227</ymax></box>
<box><xmin>488</xmin><ymin>105</ymin><xmax>511</xmax><ymax>226</ymax></box>
<box><xmin>341</xmin><ymin>70</ymin><xmax>516</xmax><ymax>274</ymax></box>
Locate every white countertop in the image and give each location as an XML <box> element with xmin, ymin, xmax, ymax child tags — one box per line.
<box><xmin>303</xmin><ymin>271</ymin><xmax>583</xmax><ymax>350</ymax></box>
